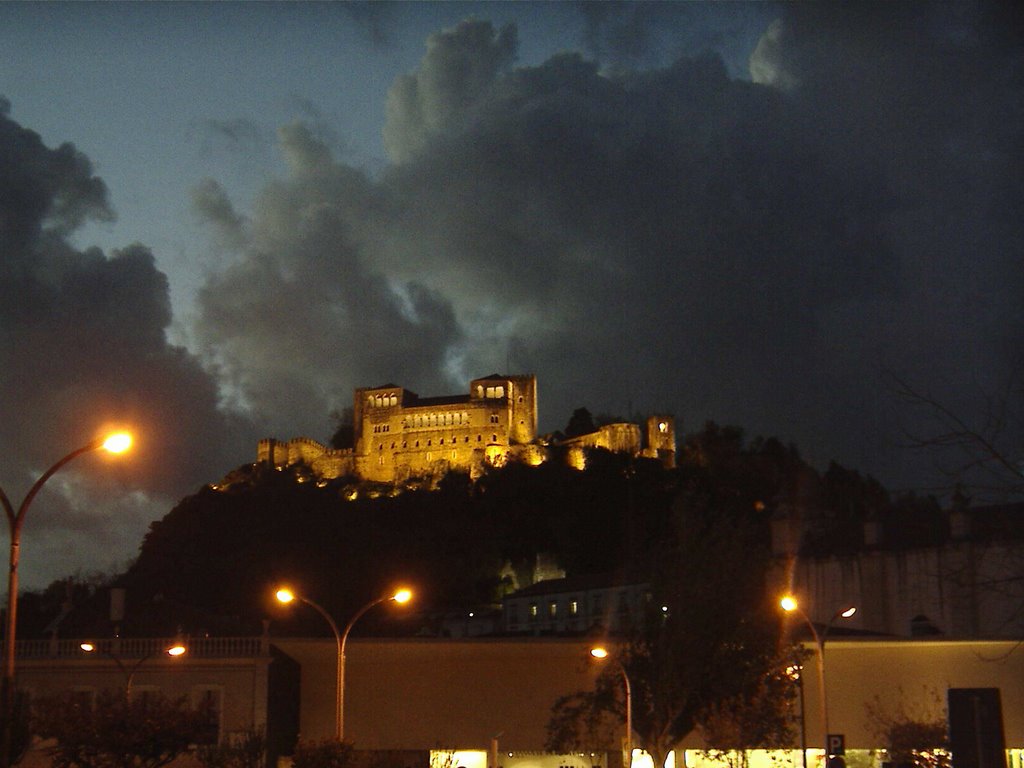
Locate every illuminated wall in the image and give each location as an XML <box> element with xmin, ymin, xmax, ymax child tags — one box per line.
<box><xmin>257</xmin><ymin>375</ymin><xmax>676</xmax><ymax>484</ymax></box>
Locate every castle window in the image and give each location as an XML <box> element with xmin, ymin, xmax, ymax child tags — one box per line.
<box><xmin>485</xmin><ymin>386</ymin><xmax>495</xmax><ymax>398</ymax></box>
<box><xmin>659</xmin><ymin>421</ymin><xmax>668</xmax><ymax>433</ymax></box>
<box><xmin>415</xmin><ymin>441</ymin><xmax>419</xmax><ymax>447</ymax></box>
<box><xmin>476</xmin><ymin>385</ymin><xmax>483</xmax><ymax>398</ymax></box>
<box><xmin>477</xmin><ymin>435</ymin><xmax>482</xmax><ymax>442</ymax></box>
<box><xmin>490</xmin><ymin>414</ymin><xmax>499</xmax><ymax>424</ymax></box>
<box><xmin>496</xmin><ymin>385</ymin><xmax>505</xmax><ymax>398</ymax></box>
<box><xmin>390</xmin><ymin>394</ymin><xmax>397</xmax><ymax>406</ymax></box>
<box><xmin>427</xmin><ymin>440</ymin><xmax>431</xmax><ymax>446</ymax></box>
<box><xmin>426</xmin><ymin>452</ymin><xmax>432</xmax><ymax>461</ymax></box>
<box><xmin>379</xmin><ymin>444</ymin><xmax>383</xmax><ymax>451</ymax></box>
<box><xmin>375</xmin><ymin>395</ymin><xmax>383</xmax><ymax>407</ymax></box>
<box><xmin>492</xmin><ymin>434</ymin><xmax>497</xmax><ymax>442</ymax></box>
<box><xmin>378</xmin><ymin>456</ymin><xmax>384</xmax><ymax>466</ymax></box>
<box><xmin>440</xmin><ymin>438</ymin><xmax>444</xmax><ymax>445</ymax></box>
<box><xmin>451</xmin><ymin>451</ymin><xmax>457</xmax><ymax>460</ymax></box>
<box><xmin>518</xmin><ymin>396</ymin><xmax>523</xmax><ymax>403</ymax></box>
<box><xmin>367</xmin><ymin>396</ymin><xmax>374</xmax><ymax>407</ymax></box>
<box><xmin>569</xmin><ymin>600</ymin><xmax>579</xmax><ymax>615</ymax></box>
<box><xmin>529</xmin><ymin>604</ymin><xmax>538</xmax><ymax>620</ymax></box>
<box><xmin>548</xmin><ymin>601</ymin><xmax>557</xmax><ymax>618</ymax></box>
<box><xmin>403</xmin><ymin>441</ymin><xmax>407</xmax><ymax>448</ymax></box>
<box><xmin>391</xmin><ymin>442</ymin><xmax>396</xmax><ymax>449</ymax></box>
<box><xmin>464</xmin><ymin>437</ymin><xmax>469</xmax><ymax>443</ymax></box>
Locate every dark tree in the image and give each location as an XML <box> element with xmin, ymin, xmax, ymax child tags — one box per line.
<box><xmin>548</xmin><ymin>423</ymin><xmax>800</xmax><ymax>767</ymax></box>
<box><xmin>565</xmin><ymin>407</ymin><xmax>597</xmax><ymax>438</ymax></box>
<box><xmin>33</xmin><ymin>690</ymin><xmax>214</xmax><ymax>768</ymax></box>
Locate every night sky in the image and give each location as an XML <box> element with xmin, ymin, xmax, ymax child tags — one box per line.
<box><xmin>1</xmin><ymin>2</ymin><xmax>1021</xmax><ymax>589</ymax></box>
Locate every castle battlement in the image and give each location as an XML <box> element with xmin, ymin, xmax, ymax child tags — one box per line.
<box><xmin>258</xmin><ymin>374</ymin><xmax>675</xmax><ymax>484</ymax></box>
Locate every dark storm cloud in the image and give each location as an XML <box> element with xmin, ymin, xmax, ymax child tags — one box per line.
<box><xmin>194</xmin><ymin>8</ymin><xmax>1022</xmax><ymax>498</ymax></box>
<box><xmin>0</xmin><ymin>100</ymin><xmax>251</xmax><ymax>587</ymax></box>
<box><xmin>191</xmin><ymin>121</ymin><xmax>462</xmax><ymax>436</ymax></box>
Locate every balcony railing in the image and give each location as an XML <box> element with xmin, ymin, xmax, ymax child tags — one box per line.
<box><xmin>6</xmin><ymin>636</ymin><xmax>268</xmax><ymax>659</ymax></box>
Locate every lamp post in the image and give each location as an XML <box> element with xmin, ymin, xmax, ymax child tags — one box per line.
<box><xmin>591</xmin><ymin>646</ymin><xmax>633</xmax><ymax>768</ymax></box>
<box><xmin>80</xmin><ymin>639</ymin><xmax>186</xmax><ymax>699</ymax></box>
<box><xmin>780</xmin><ymin>596</ymin><xmax>856</xmax><ymax>768</ymax></box>
<box><xmin>0</xmin><ymin>431</ymin><xmax>132</xmax><ymax>767</ymax></box>
<box><xmin>276</xmin><ymin>586</ymin><xmax>412</xmax><ymax>741</ymax></box>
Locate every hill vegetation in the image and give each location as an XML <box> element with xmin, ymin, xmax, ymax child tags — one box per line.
<box><xmin>16</xmin><ymin>418</ymin><xmax>941</xmax><ymax>640</ymax></box>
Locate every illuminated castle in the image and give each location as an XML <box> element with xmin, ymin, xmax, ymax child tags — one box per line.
<box><xmin>258</xmin><ymin>373</ymin><xmax>675</xmax><ymax>484</ymax></box>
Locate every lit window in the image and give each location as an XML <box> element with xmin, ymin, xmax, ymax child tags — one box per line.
<box><xmin>570</xmin><ymin>600</ymin><xmax>578</xmax><ymax>615</ymax></box>
<box><xmin>496</xmin><ymin>385</ymin><xmax>505</xmax><ymax>398</ymax></box>
<box><xmin>548</xmin><ymin>601</ymin><xmax>557</xmax><ymax>618</ymax></box>
<box><xmin>529</xmin><ymin>604</ymin><xmax>538</xmax><ymax>620</ymax></box>
<box><xmin>659</xmin><ymin>421</ymin><xmax>668</xmax><ymax>432</ymax></box>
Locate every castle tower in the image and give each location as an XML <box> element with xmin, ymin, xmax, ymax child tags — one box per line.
<box><xmin>644</xmin><ymin>414</ymin><xmax>676</xmax><ymax>468</ymax></box>
<box><xmin>468</xmin><ymin>374</ymin><xmax>537</xmax><ymax>445</ymax></box>
<box><xmin>508</xmin><ymin>374</ymin><xmax>537</xmax><ymax>445</ymax></box>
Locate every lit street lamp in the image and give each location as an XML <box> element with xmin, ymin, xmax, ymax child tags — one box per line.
<box><xmin>590</xmin><ymin>646</ymin><xmax>633</xmax><ymax>768</ymax></box>
<box><xmin>80</xmin><ymin>639</ymin><xmax>187</xmax><ymax>699</ymax></box>
<box><xmin>276</xmin><ymin>586</ymin><xmax>412</xmax><ymax>741</ymax></box>
<box><xmin>780</xmin><ymin>595</ymin><xmax>856</xmax><ymax>768</ymax></box>
<box><xmin>0</xmin><ymin>431</ymin><xmax>132</xmax><ymax>768</ymax></box>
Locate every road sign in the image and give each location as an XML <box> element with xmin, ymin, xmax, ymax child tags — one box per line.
<box><xmin>827</xmin><ymin>734</ymin><xmax>845</xmax><ymax>756</ymax></box>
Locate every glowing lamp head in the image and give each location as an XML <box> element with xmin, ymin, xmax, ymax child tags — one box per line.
<box><xmin>166</xmin><ymin>644</ymin><xmax>186</xmax><ymax>657</ymax></box>
<box><xmin>275</xmin><ymin>588</ymin><xmax>296</xmax><ymax>604</ymax></box>
<box><xmin>102</xmin><ymin>432</ymin><xmax>132</xmax><ymax>454</ymax></box>
<box><xmin>391</xmin><ymin>588</ymin><xmax>412</xmax><ymax>604</ymax></box>
<box><xmin>780</xmin><ymin>595</ymin><xmax>799</xmax><ymax>612</ymax></box>
<box><xmin>590</xmin><ymin>647</ymin><xmax>610</xmax><ymax>660</ymax></box>
<box><xmin>840</xmin><ymin>606</ymin><xmax>857</xmax><ymax>619</ymax></box>
<box><xmin>80</xmin><ymin>642</ymin><xmax>96</xmax><ymax>652</ymax></box>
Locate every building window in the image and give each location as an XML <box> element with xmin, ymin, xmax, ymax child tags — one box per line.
<box><xmin>548</xmin><ymin>601</ymin><xmax>557</xmax><ymax>618</ymax></box>
<box><xmin>529</xmin><ymin>604</ymin><xmax>538</xmax><ymax>620</ymax></box>
<box><xmin>569</xmin><ymin>600</ymin><xmax>579</xmax><ymax>615</ymax></box>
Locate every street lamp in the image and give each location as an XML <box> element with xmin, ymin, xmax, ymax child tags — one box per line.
<box><xmin>590</xmin><ymin>646</ymin><xmax>633</xmax><ymax>768</ymax></box>
<box><xmin>0</xmin><ymin>431</ymin><xmax>132</xmax><ymax>767</ymax></box>
<box><xmin>780</xmin><ymin>595</ymin><xmax>856</xmax><ymax>768</ymax></box>
<box><xmin>276</xmin><ymin>586</ymin><xmax>412</xmax><ymax>741</ymax></box>
<box><xmin>80</xmin><ymin>639</ymin><xmax>187</xmax><ymax>699</ymax></box>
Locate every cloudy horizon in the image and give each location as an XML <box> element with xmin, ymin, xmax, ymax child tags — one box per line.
<box><xmin>1</xmin><ymin>2</ymin><xmax>1021</xmax><ymax>589</ymax></box>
